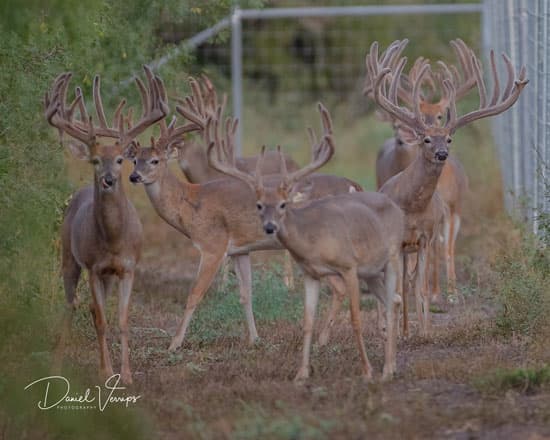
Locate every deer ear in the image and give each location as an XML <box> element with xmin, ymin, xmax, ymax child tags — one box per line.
<box><xmin>165</xmin><ymin>144</ymin><xmax>179</xmax><ymax>161</ymax></box>
<box><xmin>123</xmin><ymin>141</ymin><xmax>139</xmax><ymax>159</ymax></box>
<box><xmin>396</xmin><ymin>126</ymin><xmax>420</xmax><ymax>145</ymax></box>
<box><xmin>289</xmin><ymin>179</ymin><xmax>314</xmax><ymax>204</ymax></box>
<box><xmin>66</xmin><ymin>141</ymin><xmax>90</xmax><ymax>161</ymax></box>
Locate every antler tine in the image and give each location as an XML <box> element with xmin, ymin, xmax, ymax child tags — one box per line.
<box><xmin>93</xmin><ymin>75</ymin><xmax>109</xmax><ymax>130</ymax></box>
<box><xmin>284</xmin><ymin>103</ymin><xmax>335</xmax><ymax>187</ymax></box>
<box><xmin>412</xmin><ymin>62</ymin><xmax>431</xmax><ymax>124</ymax></box>
<box><xmin>112</xmin><ymin>98</ymin><xmax>127</xmax><ymax>131</ymax></box>
<box><xmin>372</xmin><ymin>65</ymin><xmax>421</xmax><ymax>132</ymax></box>
<box><xmin>442</xmin><ymin>78</ymin><xmax>457</xmax><ymax>128</ymax></box>
<box><xmin>44</xmin><ymin>72</ymin><xmax>100</xmax><ymax>146</ymax></box>
<box><xmin>449</xmin><ymin>38</ymin><xmax>478</xmax><ymax>99</ymax></box>
<box><xmin>206</xmin><ymin>120</ymin><xmax>258</xmax><ymax>191</ymax></box>
<box><xmin>488</xmin><ymin>50</ymin><xmax>500</xmax><ymax>106</ymax></box>
<box><xmin>117</xmin><ymin>66</ymin><xmax>168</xmax><ymax>145</ymax></box>
<box><xmin>449</xmin><ymin>50</ymin><xmax>528</xmax><ymax>132</ymax></box>
<box><xmin>364</xmin><ymin>39</ymin><xmax>409</xmax><ymax>98</ymax></box>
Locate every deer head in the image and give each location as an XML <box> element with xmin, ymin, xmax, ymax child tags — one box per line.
<box><xmin>45</xmin><ymin>66</ymin><xmax>168</xmax><ymax>192</ymax></box>
<box><xmin>366</xmin><ymin>39</ymin><xmax>480</xmax><ymax>135</ymax></box>
<box><xmin>128</xmin><ymin>78</ymin><xmax>207</xmax><ymax>185</ymax></box>
<box><xmin>206</xmin><ymin>102</ymin><xmax>334</xmax><ymax>235</ymax></box>
<box><xmin>366</xmin><ymin>41</ymin><xmax>528</xmax><ymax>164</ymax></box>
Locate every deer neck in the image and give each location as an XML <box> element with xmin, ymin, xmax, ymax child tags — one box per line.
<box><xmin>276</xmin><ymin>209</ymin><xmax>307</xmax><ymax>257</ymax></box>
<box><xmin>178</xmin><ymin>143</ymin><xmax>221</xmax><ymax>183</ymax></box>
<box><xmin>93</xmin><ymin>177</ymin><xmax>129</xmax><ymax>246</ymax></box>
<box><xmin>144</xmin><ymin>167</ymin><xmax>197</xmax><ymax>238</ymax></box>
<box><xmin>398</xmin><ymin>152</ymin><xmax>445</xmax><ymax>213</ymax></box>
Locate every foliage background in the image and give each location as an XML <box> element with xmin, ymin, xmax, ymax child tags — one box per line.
<box><xmin>1</xmin><ymin>0</ymin><xmax>548</xmax><ymax>438</ymax></box>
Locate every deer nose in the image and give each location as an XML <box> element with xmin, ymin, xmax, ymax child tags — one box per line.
<box><xmin>129</xmin><ymin>172</ymin><xmax>141</xmax><ymax>184</ymax></box>
<box><xmin>435</xmin><ymin>150</ymin><xmax>448</xmax><ymax>162</ymax></box>
<box><xmin>263</xmin><ymin>222</ymin><xmax>277</xmax><ymax>235</ymax></box>
<box><xmin>101</xmin><ymin>174</ymin><xmax>115</xmax><ymax>188</ymax></box>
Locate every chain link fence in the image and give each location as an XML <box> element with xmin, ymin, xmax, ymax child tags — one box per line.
<box><xmin>484</xmin><ymin>0</ymin><xmax>549</xmax><ymax>233</ymax></box>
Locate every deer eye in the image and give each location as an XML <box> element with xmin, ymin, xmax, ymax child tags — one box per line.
<box><xmin>423</xmin><ymin>137</ymin><xmax>431</xmax><ymax>144</ymax></box>
<box><xmin>256</xmin><ymin>203</ymin><xmax>263</xmax><ymax>211</ymax></box>
<box><xmin>92</xmin><ymin>157</ymin><xmax>100</xmax><ymax>165</ymax></box>
<box><xmin>133</xmin><ymin>159</ymin><xmax>137</xmax><ymax>165</ymax></box>
<box><xmin>279</xmin><ymin>202</ymin><xmax>286</xmax><ymax>210</ymax></box>
<box><xmin>116</xmin><ymin>157</ymin><xmax>123</xmax><ymax>165</ymax></box>
<box><xmin>447</xmin><ymin>137</ymin><xmax>452</xmax><ymax>144</ymax></box>
<box><xmin>437</xmin><ymin>115</ymin><xmax>443</xmax><ymax>120</ymax></box>
<box><xmin>151</xmin><ymin>159</ymin><xmax>159</xmax><ymax>165</ymax></box>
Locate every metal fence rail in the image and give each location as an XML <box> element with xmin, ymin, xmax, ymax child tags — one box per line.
<box><xmin>130</xmin><ymin>2</ymin><xmax>548</xmax><ymax>233</ymax></box>
<box><xmin>484</xmin><ymin>0</ymin><xmax>549</xmax><ymax>232</ymax></box>
<box><xmin>230</xmin><ymin>3</ymin><xmax>484</xmax><ymax>151</ymax></box>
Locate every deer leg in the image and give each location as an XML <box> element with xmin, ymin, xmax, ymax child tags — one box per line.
<box><xmin>430</xmin><ymin>233</ymin><xmax>442</xmax><ymax>303</ymax></box>
<box><xmin>89</xmin><ymin>273</ymin><xmax>114</xmax><ymax>380</ymax></box>
<box><xmin>218</xmin><ymin>257</ymin><xmax>232</xmax><ymax>290</ymax></box>
<box><xmin>53</xmin><ymin>256</ymin><xmax>81</xmax><ymax>372</ymax></box>
<box><xmin>343</xmin><ymin>269</ymin><xmax>372</xmax><ymax>381</ymax></box>
<box><xmin>447</xmin><ymin>213</ymin><xmax>460</xmax><ymax>298</ymax></box>
<box><xmin>416</xmin><ymin>243</ymin><xmax>430</xmax><ymax>337</ymax></box>
<box><xmin>318</xmin><ymin>275</ymin><xmax>345</xmax><ymax>346</ymax></box>
<box><xmin>283</xmin><ymin>251</ymin><xmax>295</xmax><ymax>289</ymax></box>
<box><xmin>233</xmin><ymin>254</ymin><xmax>259</xmax><ymax>345</ymax></box>
<box><xmin>382</xmin><ymin>254</ymin><xmax>402</xmax><ymax>380</ymax></box>
<box><xmin>294</xmin><ymin>275</ymin><xmax>320</xmax><ymax>383</ymax></box>
<box><xmin>402</xmin><ymin>253</ymin><xmax>409</xmax><ymax>337</ymax></box>
<box><xmin>118</xmin><ymin>271</ymin><xmax>135</xmax><ymax>385</ymax></box>
<box><xmin>169</xmin><ymin>250</ymin><xmax>226</xmax><ymax>351</ymax></box>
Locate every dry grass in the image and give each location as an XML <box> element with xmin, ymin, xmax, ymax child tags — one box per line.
<box><xmin>49</xmin><ymin>103</ymin><xmax>550</xmax><ymax>439</ymax></box>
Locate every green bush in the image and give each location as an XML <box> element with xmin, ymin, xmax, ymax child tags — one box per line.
<box><xmin>493</xmin><ymin>227</ymin><xmax>550</xmax><ymax>339</ymax></box>
<box><xmin>474</xmin><ymin>365</ymin><xmax>550</xmax><ymax>394</ymax></box>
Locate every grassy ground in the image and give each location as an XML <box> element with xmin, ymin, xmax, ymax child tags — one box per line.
<box><xmin>47</xmin><ymin>98</ymin><xmax>550</xmax><ymax>439</ymax></box>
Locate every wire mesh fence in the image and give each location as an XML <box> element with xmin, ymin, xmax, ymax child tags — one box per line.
<box><xmin>158</xmin><ymin>1</ymin><xmax>548</xmax><ymax>233</ymax></box>
<box><xmin>484</xmin><ymin>0</ymin><xmax>549</xmax><ymax>233</ymax></box>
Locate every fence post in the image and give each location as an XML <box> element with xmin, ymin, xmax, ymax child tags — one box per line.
<box><xmin>231</xmin><ymin>6</ymin><xmax>243</xmax><ymax>155</ymax></box>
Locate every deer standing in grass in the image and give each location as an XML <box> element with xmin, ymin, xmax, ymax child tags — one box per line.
<box><xmin>173</xmin><ymin>77</ymin><xmax>300</xmax><ymax>289</ymax></box>
<box><xmin>367</xmin><ymin>41</ymin><xmax>528</xmax><ymax>336</ymax></box>
<box><xmin>45</xmin><ymin>66</ymin><xmax>168</xmax><ymax>384</ymax></box>
<box><xmin>128</xmin><ymin>77</ymin><xmax>362</xmax><ymax>353</ymax></box>
<box><xmin>368</xmin><ymin>39</ymin><xmax>475</xmax><ymax>299</ymax></box>
<box><xmin>207</xmin><ymin>103</ymin><xmax>405</xmax><ymax>382</ymax></box>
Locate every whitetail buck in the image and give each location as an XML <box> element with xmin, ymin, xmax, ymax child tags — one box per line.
<box><xmin>367</xmin><ymin>39</ymin><xmax>475</xmax><ymax>299</ymax></box>
<box><xmin>367</xmin><ymin>41</ymin><xmax>528</xmax><ymax>336</ymax></box>
<box><xmin>45</xmin><ymin>66</ymin><xmax>168</xmax><ymax>384</ymax></box>
<box><xmin>207</xmin><ymin>103</ymin><xmax>404</xmax><ymax>381</ymax></box>
<box><xmin>173</xmin><ymin>76</ymin><xmax>300</xmax><ymax>289</ymax></box>
<box><xmin>128</xmin><ymin>77</ymin><xmax>362</xmax><ymax>353</ymax></box>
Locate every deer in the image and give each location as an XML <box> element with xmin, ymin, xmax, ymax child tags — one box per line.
<box><xmin>206</xmin><ymin>102</ymin><xmax>405</xmax><ymax>382</ymax></box>
<box><xmin>366</xmin><ymin>41</ymin><xmax>528</xmax><ymax>336</ymax></box>
<box><xmin>45</xmin><ymin>66</ymin><xmax>168</xmax><ymax>384</ymax></box>
<box><xmin>127</xmin><ymin>76</ymin><xmax>363</xmax><ymax>353</ymax></box>
<box><xmin>173</xmin><ymin>76</ymin><xmax>300</xmax><ymax>289</ymax></box>
<box><xmin>367</xmin><ymin>39</ymin><xmax>475</xmax><ymax>300</ymax></box>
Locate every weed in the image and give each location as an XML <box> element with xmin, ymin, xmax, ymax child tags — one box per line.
<box><xmin>474</xmin><ymin>365</ymin><xmax>550</xmax><ymax>394</ymax></box>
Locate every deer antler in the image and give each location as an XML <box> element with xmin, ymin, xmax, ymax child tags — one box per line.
<box><xmin>366</xmin><ymin>42</ymin><xmax>430</xmax><ymax>134</ymax></box>
<box><xmin>45</xmin><ymin>66</ymin><xmax>168</xmax><ymax>148</ymax></box>
<box><xmin>443</xmin><ymin>50</ymin><xmax>528</xmax><ymax>132</ymax></box>
<box><xmin>363</xmin><ymin>39</ymin><xmax>409</xmax><ymax>98</ymax></box>
<box><xmin>206</xmin><ymin>103</ymin><xmax>335</xmax><ymax>194</ymax></box>
<box><xmin>175</xmin><ymin>75</ymin><xmax>227</xmax><ymax>144</ymax></box>
<box><xmin>280</xmin><ymin>102</ymin><xmax>335</xmax><ymax>189</ymax></box>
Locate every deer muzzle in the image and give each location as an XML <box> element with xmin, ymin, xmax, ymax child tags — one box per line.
<box><xmin>101</xmin><ymin>174</ymin><xmax>116</xmax><ymax>189</ymax></box>
<box><xmin>263</xmin><ymin>221</ymin><xmax>278</xmax><ymax>235</ymax></box>
<box><xmin>129</xmin><ymin>172</ymin><xmax>142</xmax><ymax>184</ymax></box>
<box><xmin>435</xmin><ymin>150</ymin><xmax>448</xmax><ymax>162</ymax></box>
